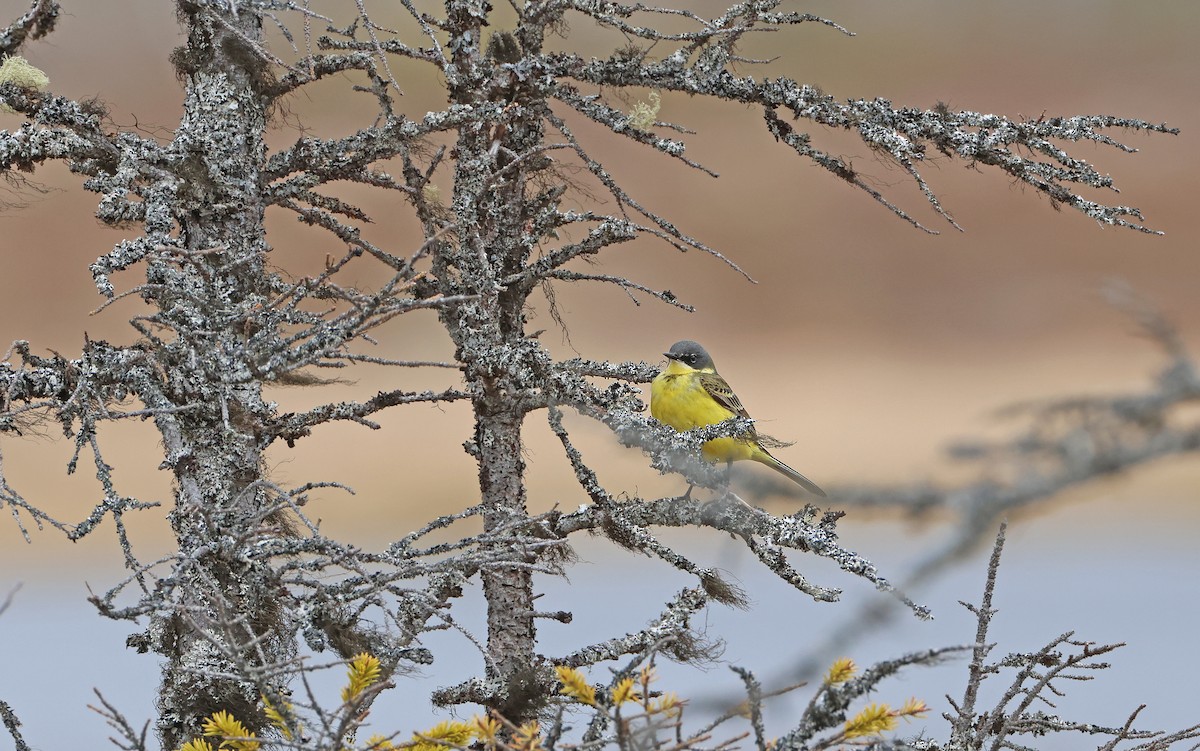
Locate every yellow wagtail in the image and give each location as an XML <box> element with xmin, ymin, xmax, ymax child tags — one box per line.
<box><xmin>650</xmin><ymin>340</ymin><xmax>826</xmax><ymax>497</ymax></box>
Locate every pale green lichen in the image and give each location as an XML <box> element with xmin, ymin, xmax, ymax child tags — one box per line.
<box><xmin>0</xmin><ymin>55</ymin><xmax>48</xmax><ymax>114</ymax></box>
<box><xmin>0</xmin><ymin>55</ymin><xmax>48</xmax><ymax>90</ymax></box>
<box><xmin>627</xmin><ymin>90</ymin><xmax>660</xmax><ymax>130</ymax></box>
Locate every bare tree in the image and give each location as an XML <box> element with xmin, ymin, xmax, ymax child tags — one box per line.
<box><xmin>942</xmin><ymin>525</ymin><xmax>1200</xmax><ymax>751</ymax></box>
<box><xmin>779</xmin><ymin>285</ymin><xmax>1200</xmax><ymax>680</ymax></box>
<box><xmin>0</xmin><ymin>1</ymin><xmax>1190</xmax><ymax>750</ymax></box>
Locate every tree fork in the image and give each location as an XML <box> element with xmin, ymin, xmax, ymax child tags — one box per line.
<box><xmin>438</xmin><ymin>0</ymin><xmax>556</xmax><ymax>721</ymax></box>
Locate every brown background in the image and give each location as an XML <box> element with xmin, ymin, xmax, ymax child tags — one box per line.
<box><xmin>1</xmin><ymin>1</ymin><xmax>1196</xmax><ymax>550</ymax></box>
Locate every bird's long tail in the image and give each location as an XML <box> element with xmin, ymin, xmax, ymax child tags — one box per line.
<box><xmin>756</xmin><ymin>452</ymin><xmax>826</xmax><ymax>497</ymax></box>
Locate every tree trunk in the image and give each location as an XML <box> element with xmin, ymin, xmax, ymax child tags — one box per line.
<box><xmin>150</xmin><ymin>4</ymin><xmax>287</xmax><ymax>747</ymax></box>
<box><xmin>438</xmin><ymin>0</ymin><xmax>551</xmax><ymax>722</ymax></box>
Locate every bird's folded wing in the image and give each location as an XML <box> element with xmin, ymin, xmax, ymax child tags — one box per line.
<box><xmin>697</xmin><ymin>371</ymin><xmax>797</xmax><ymax>447</ymax></box>
<box><xmin>697</xmin><ymin>371</ymin><xmax>750</xmax><ymax>418</ymax></box>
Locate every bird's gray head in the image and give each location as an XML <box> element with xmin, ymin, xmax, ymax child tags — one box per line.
<box><xmin>664</xmin><ymin>340</ymin><xmax>715</xmax><ymax>370</ymax></box>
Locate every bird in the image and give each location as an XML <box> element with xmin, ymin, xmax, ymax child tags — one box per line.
<box><xmin>650</xmin><ymin>340</ymin><xmax>826</xmax><ymax>497</ymax></box>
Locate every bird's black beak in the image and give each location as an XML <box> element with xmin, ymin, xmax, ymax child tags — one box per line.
<box><xmin>663</xmin><ymin>352</ymin><xmax>677</xmax><ymax>360</ymax></box>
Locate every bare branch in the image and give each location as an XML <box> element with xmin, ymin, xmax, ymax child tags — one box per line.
<box><xmin>0</xmin><ymin>700</ymin><xmax>30</xmax><ymax>751</ymax></box>
<box><xmin>0</xmin><ymin>0</ymin><xmax>58</xmax><ymax>56</ymax></box>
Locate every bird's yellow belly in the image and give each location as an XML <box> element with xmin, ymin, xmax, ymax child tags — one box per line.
<box><xmin>650</xmin><ymin>373</ymin><xmax>755</xmax><ymax>463</ymax></box>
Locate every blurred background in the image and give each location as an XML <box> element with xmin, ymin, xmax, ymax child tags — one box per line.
<box><xmin>1</xmin><ymin>0</ymin><xmax>1198</xmax><ymax>748</ymax></box>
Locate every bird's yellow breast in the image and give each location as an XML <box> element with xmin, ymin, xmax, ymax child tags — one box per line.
<box><xmin>650</xmin><ymin>361</ymin><xmax>755</xmax><ymax>463</ymax></box>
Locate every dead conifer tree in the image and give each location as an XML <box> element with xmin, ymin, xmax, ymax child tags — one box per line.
<box><xmin>0</xmin><ymin>1</ymin><xmax>1187</xmax><ymax>750</ymax></box>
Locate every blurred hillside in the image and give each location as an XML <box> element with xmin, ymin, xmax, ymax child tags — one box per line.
<box><xmin>0</xmin><ymin>1</ymin><xmax>1195</xmax><ymax>556</ymax></box>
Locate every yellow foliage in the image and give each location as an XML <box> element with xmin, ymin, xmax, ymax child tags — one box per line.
<box><xmin>411</xmin><ymin>720</ymin><xmax>473</xmax><ymax>751</ymax></box>
<box><xmin>555</xmin><ymin>665</ymin><xmax>597</xmax><ymax>706</ymax></box>
<box><xmin>365</xmin><ymin>735</ymin><xmax>396</xmax><ymax>750</ymax></box>
<box><xmin>201</xmin><ymin>710</ymin><xmax>260</xmax><ymax>751</ymax></box>
<box><xmin>178</xmin><ymin>739</ymin><xmax>215</xmax><ymax>751</ymax></box>
<box><xmin>637</xmin><ymin>665</ymin><xmax>658</xmax><ymax>706</ymax></box>
<box><xmin>843</xmin><ymin>703</ymin><xmax>897</xmax><ymax>739</ymax></box>
<box><xmin>342</xmin><ymin>652</ymin><xmax>382</xmax><ymax>702</ymax></box>
<box><xmin>261</xmin><ymin>694</ymin><xmax>295</xmax><ymax>739</ymax></box>
<box><xmin>841</xmin><ymin>697</ymin><xmax>929</xmax><ymax>739</ymax></box>
<box><xmin>824</xmin><ymin>657</ymin><xmax>856</xmax><ymax>685</ymax></box>
<box><xmin>898</xmin><ymin>697</ymin><xmax>930</xmax><ymax>720</ymax></box>
<box><xmin>649</xmin><ymin>692</ymin><xmax>682</xmax><ymax>718</ymax></box>
<box><xmin>471</xmin><ymin>714</ymin><xmax>501</xmax><ymax>747</ymax></box>
<box><xmin>611</xmin><ymin>677</ymin><xmax>640</xmax><ymax>706</ymax></box>
<box><xmin>512</xmin><ymin>720</ymin><xmax>542</xmax><ymax>751</ymax></box>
